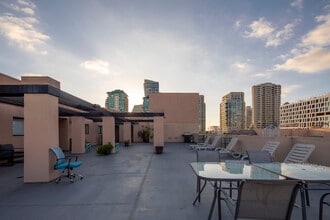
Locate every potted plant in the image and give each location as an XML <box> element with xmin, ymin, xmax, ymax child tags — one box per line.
<box><xmin>155</xmin><ymin>146</ymin><xmax>164</xmax><ymax>154</ymax></box>
<box><xmin>96</xmin><ymin>142</ymin><xmax>113</xmax><ymax>155</ymax></box>
<box><xmin>138</xmin><ymin>126</ymin><xmax>153</xmax><ymax>143</ymax></box>
<box><xmin>124</xmin><ymin>140</ymin><xmax>130</xmax><ymax>147</ymax></box>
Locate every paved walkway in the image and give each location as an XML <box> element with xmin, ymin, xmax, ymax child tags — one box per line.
<box><xmin>0</xmin><ymin>143</ymin><xmax>329</xmax><ymax>220</ymax></box>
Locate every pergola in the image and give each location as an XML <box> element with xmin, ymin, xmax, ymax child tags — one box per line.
<box><xmin>0</xmin><ymin>76</ymin><xmax>165</xmax><ymax>182</ymax></box>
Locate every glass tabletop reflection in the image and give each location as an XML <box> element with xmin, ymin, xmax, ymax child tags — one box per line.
<box><xmin>190</xmin><ymin>161</ymin><xmax>285</xmax><ymax>181</ymax></box>
<box><xmin>253</xmin><ymin>163</ymin><xmax>330</xmax><ymax>182</ymax></box>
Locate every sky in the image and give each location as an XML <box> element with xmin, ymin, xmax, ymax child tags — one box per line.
<box><xmin>0</xmin><ymin>0</ymin><xmax>330</xmax><ymax>129</ymax></box>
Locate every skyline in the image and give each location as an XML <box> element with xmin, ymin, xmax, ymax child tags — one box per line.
<box><xmin>0</xmin><ymin>0</ymin><xmax>330</xmax><ymax>129</ymax></box>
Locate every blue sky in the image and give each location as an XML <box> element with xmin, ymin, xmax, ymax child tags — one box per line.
<box><xmin>1</xmin><ymin>0</ymin><xmax>330</xmax><ymax>129</ymax></box>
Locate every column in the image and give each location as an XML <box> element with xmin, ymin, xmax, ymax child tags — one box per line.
<box><xmin>153</xmin><ymin>116</ymin><xmax>164</xmax><ymax>147</ymax></box>
<box><xmin>70</xmin><ymin>116</ymin><xmax>85</xmax><ymax>154</ymax></box>
<box><xmin>102</xmin><ymin>116</ymin><xmax>115</xmax><ymax>146</ymax></box>
<box><xmin>24</xmin><ymin>94</ymin><xmax>59</xmax><ymax>182</ymax></box>
<box><xmin>123</xmin><ymin>122</ymin><xmax>131</xmax><ymax>143</ymax></box>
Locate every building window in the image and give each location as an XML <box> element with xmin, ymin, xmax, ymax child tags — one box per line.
<box><xmin>85</xmin><ymin>124</ymin><xmax>89</xmax><ymax>134</ymax></box>
<box><xmin>98</xmin><ymin>126</ymin><xmax>102</xmax><ymax>134</ymax></box>
<box><xmin>13</xmin><ymin>117</ymin><xmax>24</xmax><ymax>136</ymax></box>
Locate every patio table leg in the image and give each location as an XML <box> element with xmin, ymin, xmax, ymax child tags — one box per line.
<box><xmin>193</xmin><ymin>180</ymin><xmax>207</xmax><ymax>205</ymax></box>
<box><xmin>208</xmin><ymin>181</ymin><xmax>219</xmax><ymax>220</ymax></box>
<box><xmin>300</xmin><ymin>182</ymin><xmax>307</xmax><ymax>220</ymax></box>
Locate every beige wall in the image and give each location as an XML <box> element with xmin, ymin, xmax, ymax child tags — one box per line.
<box><xmin>0</xmin><ymin>103</ymin><xmax>24</xmax><ymax>148</ymax></box>
<box><xmin>231</xmin><ymin>135</ymin><xmax>330</xmax><ymax>166</ymax></box>
<box><xmin>149</xmin><ymin>93</ymin><xmax>199</xmax><ymax>142</ymax></box>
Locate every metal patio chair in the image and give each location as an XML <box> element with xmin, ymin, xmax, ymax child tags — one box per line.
<box><xmin>50</xmin><ymin>146</ymin><xmax>83</xmax><ymax>183</ymax></box>
<box><xmin>246</xmin><ymin>150</ymin><xmax>273</xmax><ymax>163</ymax></box>
<box><xmin>190</xmin><ymin>135</ymin><xmax>211</xmax><ymax>150</ymax></box>
<box><xmin>221</xmin><ymin>180</ymin><xmax>300</xmax><ymax>220</ymax></box>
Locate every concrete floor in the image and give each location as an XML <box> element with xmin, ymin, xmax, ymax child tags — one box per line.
<box><xmin>0</xmin><ymin>142</ymin><xmax>329</xmax><ymax>220</ymax></box>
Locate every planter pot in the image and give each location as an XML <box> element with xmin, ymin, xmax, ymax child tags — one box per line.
<box><xmin>155</xmin><ymin>146</ymin><xmax>164</xmax><ymax>154</ymax></box>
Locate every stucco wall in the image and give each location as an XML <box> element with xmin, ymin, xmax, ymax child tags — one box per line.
<box><xmin>0</xmin><ymin>103</ymin><xmax>24</xmax><ymax>148</ymax></box>
<box><xmin>149</xmin><ymin>93</ymin><xmax>199</xmax><ymax>142</ymax></box>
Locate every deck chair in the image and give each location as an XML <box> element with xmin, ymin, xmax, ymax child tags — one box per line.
<box><xmin>283</xmin><ymin>143</ymin><xmax>315</xmax><ymax>163</ymax></box>
<box><xmin>246</xmin><ymin>150</ymin><xmax>273</xmax><ymax>163</ymax></box>
<box><xmin>215</xmin><ymin>137</ymin><xmax>240</xmax><ymax>159</ymax></box>
<box><xmin>221</xmin><ymin>180</ymin><xmax>300</xmax><ymax>220</ymax></box>
<box><xmin>190</xmin><ymin>135</ymin><xmax>211</xmax><ymax>150</ymax></box>
<box><xmin>193</xmin><ymin>150</ymin><xmax>221</xmax><ymax>204</ymax></box>
<box><xmin>261</xmin><ymin>141</ymin><xmax>280</xmax><ymax>159</ymax></box>
<box><xmin>283</xmin><ymin>143</ymin><xmax>315</xmax><ymax>206</ymax></box>
<box><xmin>195</xmin><ymin>135</ymin><xmax>221</xmax><ymax>151</ymax></box>
<box><xmin>241</xmin><ymin>141</ymin><xmax>280</xmax><ymax>161</ymax></box>
<box><xmin>50</xmin><ymin>147</ymin><xmax>83</xmax><ymax>183</ymax></box>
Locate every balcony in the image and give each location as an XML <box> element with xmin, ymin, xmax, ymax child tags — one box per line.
<box><xmin>0</xmin><ymin>141</ymin><xmax>330</xmax><ymax>219</ymax></box>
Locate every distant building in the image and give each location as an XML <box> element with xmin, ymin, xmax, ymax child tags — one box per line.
<box><xmin>220</xmin><ymin>92</ymin><xmax>245</xmax><ymax>134</ymax></box>
<box><xmin>252</xmin><ymin>82</ymin><xmax>281</xmax><ymax>129</ymax></box>
<box><xmin>280</xmin><ymin>93</ymin><xmax>330</xmax><ymax>128</ymax></box>
<box><xmin>105</xmin><ymin>89</ymin><xmax>128</xmax><ymax>112</ymax></box>
<box><xmin>143</xmin><ymin>79</ymin><xmax>159</xmax><ymax>112</ymax></box>
<box><xmin>199</xmin><ymin>95</ymin><xmax>206</xmax><ymax>132</ymax></box>
<box><xmin>132</xmin><ymin>104</ymin><xmax>144</xmax><ymax>112</ymax></box>
<box><xmin>245</xmin><ymin>106</ymin><xmax>252</xmax><ymax>129</ymax></box>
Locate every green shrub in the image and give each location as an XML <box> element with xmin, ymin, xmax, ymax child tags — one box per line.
<box><xmin>97</xmin><ymin>143</ymin><xmax>113</xmax><ymax>155</ymax></box>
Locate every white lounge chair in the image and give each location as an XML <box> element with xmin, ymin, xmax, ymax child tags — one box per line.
<box><xmin>190</xmin><ymin>135</ymin><xmax>211</xmax><ymax>150</ymax></box>
<box><xmin>195</xmin><ymin>135</ymin><xmax>221</xmax><ymax>150</ymax></box>
<box><xmin>284</xmin><ymin>143</ymin><xmax>315</xmax><ymax>163</ymax></box>
<box><xmin>216</xmin><ymin>137</ymin><xmax>240</xmax><ymax>158</ymax></box>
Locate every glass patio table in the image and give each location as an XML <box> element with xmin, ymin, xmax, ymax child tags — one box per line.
<box><xmin>190</xmin><ymin>161</ymin><xmax>286</xmax><ymax>220</ymax></box>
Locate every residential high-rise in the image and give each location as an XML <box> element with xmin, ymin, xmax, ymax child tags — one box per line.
<box><xmin>252</xmin><ymin>82</ymin><xmax>281</xmax><ymax>129</ymax></box>
<box><xmin>199</xmin><ymin>95</ymin><xmax>206</xmax><ymax>132</ymax></box>
<box><xmin>245</xmin><ymin>106</ymin><xmax>252</xmax><ymax>129</ymax></box>
<box><xmin>220</xmin><ymin>92</ymin><xmax>245</xmax><ymax>133</ymax></box>
<box><xmin>143</xmin><ymin>79</ymin><xmax>159</xmax><ymax>112</ymax></box>
<box><xmin>105</xmin><ymin>89</ymin><xmax>128</xmax><ymax>112</ymax></box>
<box><xmin>280</xmin><ymin>93</ymin><xmax>330</xmax><ymax>128</ymax></box>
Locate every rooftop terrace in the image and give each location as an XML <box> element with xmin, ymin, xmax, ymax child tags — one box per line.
<box><xmin>1</xmin><ymin>143</ymin><xmax>329</xmax><ymax>220</ymax></box>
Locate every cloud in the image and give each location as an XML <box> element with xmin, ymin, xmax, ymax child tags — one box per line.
<box><xmin>0</xmin><ymin>0</ymin><xmax>49</xmax><ymax>54</ymax></box>
<box><xmin>291</xmin><ymin>0</ymin><xmax>303</xmax><ymax>10</ymax></box>
<box><xmin>245</xmin><ymin>17</ymin><xmax>298</xmax><ymax>47</ymax></box>
<box><xmin>235</xmin><ymin>20</ymin><xmax>241</xmax><ymax>29</ymax></box>
<box><xmin>254</xmin><ymin>71</ymin><xmax>272</xmax><ymax>78</ymax></box>
<box><xmin>233</xmin><ymin>61</ymin><xmax>249</xmax><ymax>70</ymax></box>
<box><xmin>275</xmin><ymin>13</ymin><xmax>330</xmax><ymax>74</ymax></box>
<box><xmin>302</xmin><ymin>14</ymin><xmax>330</xmax><ymax>47</ymax></box>
<box><xmin>274</xmin><ymin>47</ymin><xmax>330</xmax><ymax>73</ymax></box>
<box><xmin>245</xmin><ymin>17</ymin><xmax>274</xmax><ymax>38</ymax></box>
<box><xmin>80</xmin><ymin>59</ymin><xmax>110</xmax><ymax>75</ymax></box>
<box><xmin>282</xmin><ymin>84</ymin><xmax>302</xmax><ymax>98</ymax></box>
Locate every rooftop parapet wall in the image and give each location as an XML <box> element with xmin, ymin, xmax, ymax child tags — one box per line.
<box><xmin>21</xmin><ymin>76</ymin><xmax>60</xmax><ymax>89</ymax></box>
<box><xmin>0</xmin><ymin>73</ymin><xmax>21</xmax><ymax>85</ymax></box>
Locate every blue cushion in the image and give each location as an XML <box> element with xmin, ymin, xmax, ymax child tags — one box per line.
<box><xmin>54</xmin><ymin>161</ymin><xmax>82</xmax><ymax>170</ymax></box>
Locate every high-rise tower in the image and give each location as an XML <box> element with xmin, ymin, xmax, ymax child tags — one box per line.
<box><xmin>105</xmin><ymin>89</ymin><xmax>128</xmax><ymax>112</ymax></box>
<box><xmin>252</xmin><ymin>82</ymin><xmax>281</xmax><ymax>129</ymax></box>
<box><xmin>143</xmin><ymin>79</ymin><xmax>159</xmax><ymax>112</ymax></box>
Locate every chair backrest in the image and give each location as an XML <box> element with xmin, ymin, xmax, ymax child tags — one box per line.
<box><xmin>203</xmin><ymin>135</ymin><xmax>211</xmax><ymax>145</ymax></box>
<box><xmin>246</xmin><ymin>150</ymin><xmax>273</xmax><ymax>163</ymax></box>
<box><xmin>283</xmin><ymin>143</ymin><xmax>315</xmax><ymax>163</ymax></box>
<box><xmin>196</xmin><ymin>150</ymin><xmax>220</xmax><ymax>162</ymax></box>
<box><xmin>50</xmin><ymin>147</ymin><xmax>66</xmax><ymax>165</ymax></box>
<box><xmin>261</xmin><ymin>141</ymin><xmax>280</xmax><ymax>157</ymax></box>
<box><xmin>225</xmin><ymin>137</ymin><xmax>238</xmax><ymax>151</ymax></box>
<box><xmin>235</xmin><ymin>180</ymin><xmax>300</xmax><ymax>220</ymax></box>
<box><xmin>209</xmin><ymin>135</ymin><xmax>221</xmax><ymax>148</ymax></box>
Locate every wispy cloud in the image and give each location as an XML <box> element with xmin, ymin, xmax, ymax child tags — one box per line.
<box><xmin>0</xmin><ymin>0</ymin><xmax>49</xmax><ymax>55</ymax></box>
<box><xmin>80</xmin><ymin>59</ymin><xmax>110</xmax><ymax>75</ymax></box>
<box><xmin>275</xmin><ymin>47</ymin><xmax>330</xmax><ymax>73</ymax></box>
<box><xmin>233</xmin><ymin>61</ymin><xmax>249</xmax><ymax>70</ymax></box>
<box><xmin>275</xmin><ymin>12</ymin><xmax>330</xmax><ymax>73</ymax></box>
<box><xmin>245</xmin><ymin>17</ymin><xmax>298</xmax><ymax>47</ymax></box>
<box><xmin>254</xmin><ymin>71</ymin><xmax>272</xmax><ymax>78</ymax></box>
<box><xmin>291</xmin><ymin>0</ymin><xmax>303</xmax><ymax>10</ymax></box>
<box><xmin>282</xmin><ymin>84</ymin><xmax>302</xmax><ymax>98</ymax></box>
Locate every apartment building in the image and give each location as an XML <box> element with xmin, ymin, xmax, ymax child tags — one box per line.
<box><xmin>199</xmin><ymin>95</ymin><xmax>206</xmax><ymax>132</ymax></box>
<box><xmin>245</xmin><ymin>106</ymin><xmax>252</xmax><ymax>129</ymax></box>
<box><xmin>143</xmin><ymin>79</ymin><xmax>159</xmax><ymax>112</ymax></box>
<box><xmin>220</xmin><ymin>92</ymin><xmax>245</xmax><ymax>133</ymax></box>
<box><xmin>252</xmin><ymin>82</ymin><xmax>281</xmax><ymax>129</ymax></box>
<box><xmin>281</xmin><ymin>93</ymin><xmax>330</xmax><ymax>128</ymax></box>
<box><xmin>105</xmin><ymin>89</ymin><xmax>128</xmax><ymax>112</ymax></box>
